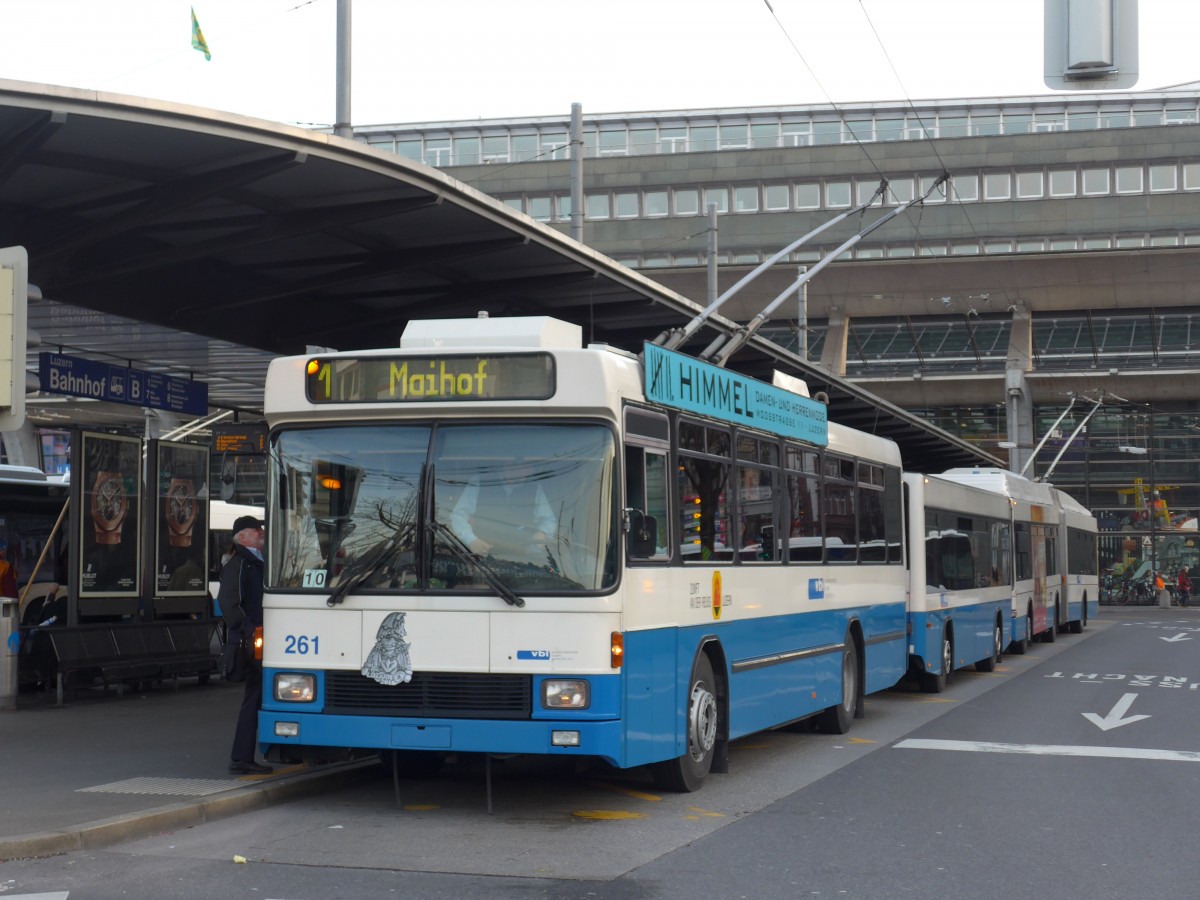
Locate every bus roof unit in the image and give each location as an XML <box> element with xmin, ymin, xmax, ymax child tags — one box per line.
<box><xmin>401</xmin><ymin>314</ymin><xmax>582</xmax><ymax>350</ymax></box>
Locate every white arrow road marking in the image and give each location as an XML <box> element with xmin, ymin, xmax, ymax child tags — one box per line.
<box><xmin>1082</xmin><ymin>693</ymin><xmax>1151</xmax><ymax>731</ymax></box>
<box><xmin>1159</xmin><ymin>633</ymin><xmax>1192</xmax><ymax>642</ymax></box>
<box><xmin>895</xmin><ymin>739</ymin><xmax>1200</xmax><ymax>763</ymax></box>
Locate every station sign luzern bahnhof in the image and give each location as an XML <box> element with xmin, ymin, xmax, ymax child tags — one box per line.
<box><xmin>39</xmin><ymin>352</ymin><xmax>209</xmax><ymax>417</ymax></box>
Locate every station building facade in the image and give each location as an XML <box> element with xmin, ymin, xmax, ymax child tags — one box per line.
<box><xmin>355</xmin><ymin>87</ymin><xmax>1200</xmax><ymax>585</ymax></box>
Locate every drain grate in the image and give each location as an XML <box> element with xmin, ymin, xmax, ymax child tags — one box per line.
<box><xmin>78</xmin><ymin>777</ymin><xmax>240</xmax><ymax>796</ymax></box>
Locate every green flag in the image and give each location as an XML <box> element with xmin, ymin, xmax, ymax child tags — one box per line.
<box><xmin>191</xmin><ymin>7</ymin><xmax>211</xmax><ymax>61</ymax></box>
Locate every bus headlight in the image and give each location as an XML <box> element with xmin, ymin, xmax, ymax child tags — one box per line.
<box><xmin>542</xmin><ymin>679</ymin><xmax>589</xmax><ymax>709</ymax></box>
<box><xmin>274</xmin><ymin>673</ymin><xmax>315</xmax><ymax>702</ymax></box>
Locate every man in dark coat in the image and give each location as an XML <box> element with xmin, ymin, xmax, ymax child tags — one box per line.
<box><xmin>219</xmin><ymin>515</ymin><xmax>271</xmax><ymax>774</ymax></box>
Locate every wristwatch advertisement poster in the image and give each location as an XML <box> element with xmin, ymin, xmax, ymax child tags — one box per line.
<box><xmin>79</xmin><ymin>432</ymin><xmax>142</xmax><ymax>597</ymax></box>
<box><xmin>155</xmin><ymin>441</ymin><xmax>210</xmax><ymax>595</ymax></box>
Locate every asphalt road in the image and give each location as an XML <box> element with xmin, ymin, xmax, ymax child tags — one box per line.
<box><xmin>4</xmin><ymin>606</ymin><xmax>1199</xmax><ymax>899</ymax></box>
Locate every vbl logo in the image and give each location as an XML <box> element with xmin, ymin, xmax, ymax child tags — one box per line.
<box><xmin>808</xmin><ymin>578</ymin><xmax>825</xmax><ymax>600</ymax></box>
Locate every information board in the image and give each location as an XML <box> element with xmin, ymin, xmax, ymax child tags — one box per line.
<box><xmin>39</xmin><ymin>352</ymin><xmax>208</xmax><ymax>416</ymax></box>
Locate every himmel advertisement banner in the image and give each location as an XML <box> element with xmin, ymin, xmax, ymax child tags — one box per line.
<box><xmin>642</xmin><ymin>342</ymin><xmax>828</xmax><ymax>446</ymax></box>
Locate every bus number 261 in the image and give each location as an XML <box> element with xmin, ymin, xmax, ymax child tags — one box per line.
<box><xmin>284</xmin><ymin>634</ymin><xmax>320</xmax><ymax>655</ymax></box>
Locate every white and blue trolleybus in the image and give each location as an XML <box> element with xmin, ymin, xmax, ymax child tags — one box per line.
<box><xmin>902</xmin><ymin>472</ymin><xmax>1014</xmax><ymax>691</ymax></box>
<box><xmin>257</xmin><ymin>314</ymin><xmax>911</xmax><ymax>790</ymax></box>
<box><xmin>938</xmin><ymin>467</ymin><xmax>1097</xmax><ymax>650</ymax></box>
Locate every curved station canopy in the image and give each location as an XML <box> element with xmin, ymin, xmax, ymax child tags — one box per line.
<box><xmin>0</xmin><ymin>80</ymin><xmax>995</xmax><ymax>471</ymax></box>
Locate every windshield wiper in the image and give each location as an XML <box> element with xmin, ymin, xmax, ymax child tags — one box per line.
<box><xmin>429</xmin><ymin>520</ymin><xmax>526</xmax><ymax>608</ymax></box>
<box><xmin>326</xmin><ymin>519</ymin><xmax>417</xmax><ymax>607</ymax></box>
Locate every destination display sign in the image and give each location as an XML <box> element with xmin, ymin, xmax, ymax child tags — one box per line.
<box><xmin>306</xmin><ymin>353</ymin><xmax>556</xmax><ymax>403</ymax></box>
<box><xmin>212</xmin><ymin>423</ymin><xmax>267</xmax><ymax>455</ymax></box>
<box><xmin>39</xmin><ymin>352</ymin><xmax>208</xmax><ymax>416</ymax></box>
<box><xmin>643</xmin><ymin>342</ymin><xmax>828</xmax><ymax>446</ymax></box>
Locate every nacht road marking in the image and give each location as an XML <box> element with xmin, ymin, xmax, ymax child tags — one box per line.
<box><xmin>895</xmin><ymin>738</ymin><xmax>1200</xmax><ymax>763</ymax></box>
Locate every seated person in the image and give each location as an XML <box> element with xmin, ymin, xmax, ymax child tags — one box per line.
<box><xmin>450</xmin><ymin>463</ymin><xmax>556</xmax><ymax>559</ymax></box>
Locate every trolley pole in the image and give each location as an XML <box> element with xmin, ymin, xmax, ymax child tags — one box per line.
<box><xmin>570</xmin><ymin>103</ymin><xmax>584</xmax><ymax>244</ymax></box>
<box><xmin>706</xmin><ymin>203</ymin><xmax>718</xmax><ymax>308</ymax></box>
<box><xmin>334</xmin><ymin>0</ymin><xmax>352</xmax><ymax>140</ymax></box>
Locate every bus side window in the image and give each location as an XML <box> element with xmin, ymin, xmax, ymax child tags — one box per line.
<box><xmin>625</xmin><ymin>444</ymin><xmax>669</xmax><ymax>560</ymax></box>
<box><xmin>679</xmin><ymin>454</ymin><xmax>732</xmax><ymax>563</ymax></box>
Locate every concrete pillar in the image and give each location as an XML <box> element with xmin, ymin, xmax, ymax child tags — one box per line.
<box><xmin>1005</xmin><ymin>301</ymin><xmax>1034</xmax><ymax>474</ymax></box>
<box><xmin>0</xmin><ymin>422</ymin><xmax>42</xmax><ymax>469</ymax></box>
<box><xmin>818</xmin><ymin>306</ymin><xmax>849</xmax><ymax>377</ymax></box>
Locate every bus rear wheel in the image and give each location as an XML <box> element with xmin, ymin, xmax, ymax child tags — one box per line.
<box><xmin>651</xmin><ymin>654</ymin><xmax>718</xmax><ymax>792</ymax></box>
<box><xmin>1009</xmin><ymin>612</ymin><xmax>1031</xmax><ymax>655</ymax></box>
<box><xmin>816</xmin><ymin>633</ymin><xmax>858</xmax><ymax>734</ymax></box>
<box><xmin>1069</xmin><ymin>613</ymin><xmax>1084</xmax><ymax>634</ymax></box>
<box><xmin>920</xmin><ymin>629</ymin><xmax>952</xmax><ymax>693</ymax></box>
<box><xmin>976</xmin><ymin>618</ymin><xmax>1003</xmax><ymax>672</ymax></box>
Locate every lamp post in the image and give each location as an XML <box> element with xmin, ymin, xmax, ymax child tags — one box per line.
<box><xmin>1149</xmin><ymin>412</ymin><xmax>1158</xmax><ymax>578</ymax></box>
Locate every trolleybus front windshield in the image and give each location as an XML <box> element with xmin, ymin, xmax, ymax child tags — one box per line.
<box><xmin>269</xmin><ymin>422</ymin><xmax>617</xmax><ymax>594</ymax></box>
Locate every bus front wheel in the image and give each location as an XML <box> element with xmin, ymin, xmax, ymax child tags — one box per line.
<box><xmin>651</xmin><ymin>654</ymin><xmax>718</xmax><ymax>792</ymax></box>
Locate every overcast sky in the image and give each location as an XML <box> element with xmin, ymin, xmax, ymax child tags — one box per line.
<box><xmin>1</xmin><ymin>0</ymin><xmax>1197</xmax><ymax>128</ymax></box>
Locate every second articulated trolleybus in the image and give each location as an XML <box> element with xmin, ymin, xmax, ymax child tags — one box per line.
<box><xmin>903</xmin><ymin>472</ymin><xmax>1014</xmax><ymax>692</ymax></box>
<box><xmin>905</xmin><ymin>468</ymin><xmax>1100</xmax><ymax>688</ymax></box>
<box><xmin>254</xmin><ymin>314</ymin><xmax>1097</xmax><ymax>791</ymax></box>
<box><xmin>938</xmin><ymin>467</ymin><xmax>1099</xmax><ymax>653</ymax></box>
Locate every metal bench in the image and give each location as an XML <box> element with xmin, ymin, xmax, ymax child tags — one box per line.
<box><xmin>43</xmin><ymin>621</ymin><xmax>218</xmax><ymax>705</ymax></box>
<box><xmin>163</xmin><ymin>621</ymin><xmax>219</xmax><ymax>682</ymax></box>
<box><xmin>46</xmin><ymin>626</ymin><xmax>148</xmax><ymax>706</ymax></box>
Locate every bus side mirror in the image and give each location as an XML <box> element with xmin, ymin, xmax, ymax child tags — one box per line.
<box><xmin>625</xmin><ymin>509</ymin><xmax>657</xmax><ymax>558</ymax></box>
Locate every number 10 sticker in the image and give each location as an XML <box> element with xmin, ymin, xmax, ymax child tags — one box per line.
<box><xmin>303</xmin><ymin>569</ymin><xmax>328</xmax><ymax>588</ymax></box>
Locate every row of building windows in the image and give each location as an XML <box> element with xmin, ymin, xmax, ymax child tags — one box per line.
<box><xmin>496</xmin><ymin>160</ymin><xmax>1200</xmax><ymax>224</ymax></box>
<box><xmin>361</xmin><ymin>97</ymin><xmax>1200</xmax><ymax>168</ymax></box>
<box><xmin>615</xmin><ymin>230</ymin><xmax>1200</xmax><ymax>270</ymax></box>
<box><xmin>757</xmin><ymin>313</ymin><xmax>1200</xmax><ymax>378</ymax></box>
